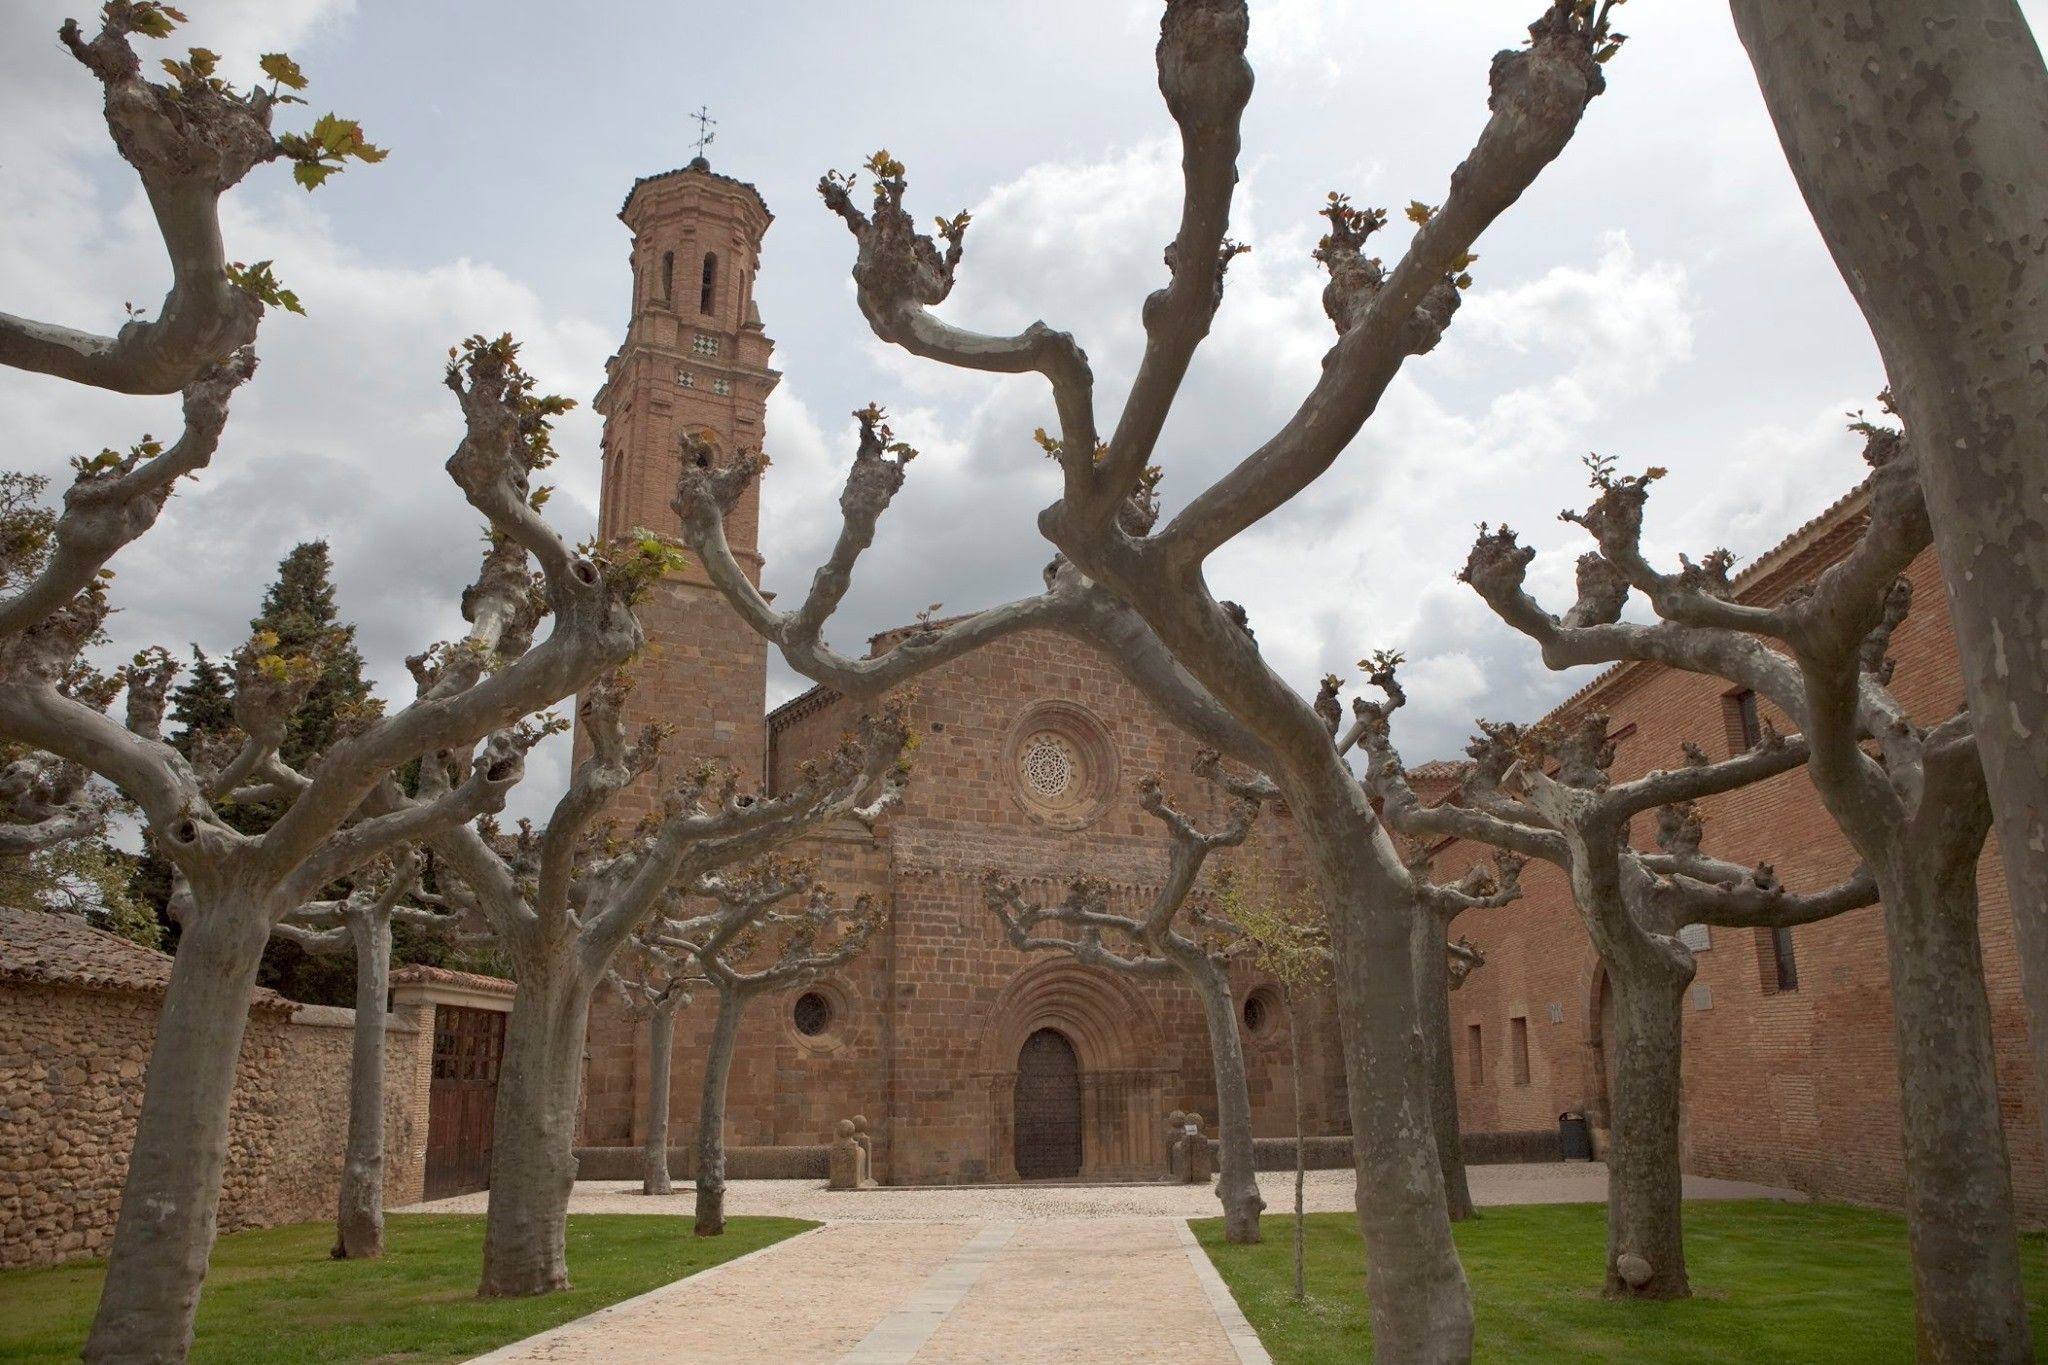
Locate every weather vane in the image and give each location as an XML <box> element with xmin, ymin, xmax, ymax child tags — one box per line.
<box><xmin>690</xmin><ymin>105</ymin><xmax>718</xmax><ymax>161</ymax></box>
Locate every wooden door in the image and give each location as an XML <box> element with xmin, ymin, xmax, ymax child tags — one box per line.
<box><xmin>1013</xmin><ymin>1028</ymin><xmax>1082</xmax><ymax>1180</ymax></box>
<box><xmin>425</xmin><ymin>1005</ymin><xmax>504</xmax><ymax>1200</ymax></box>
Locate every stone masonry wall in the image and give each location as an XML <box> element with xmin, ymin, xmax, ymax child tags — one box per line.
<box><xmin>0</xmin><ymin>983</ymin><xmax>423</xmax><ymax>1268</ymax></box>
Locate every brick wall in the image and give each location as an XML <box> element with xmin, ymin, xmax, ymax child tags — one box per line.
<box><xmin>583</xmin><ymin>626</ymin><xmax>1350</xmax><ymax>1184</ymax></box>
<box><xmin>1435</xmin><ymin>543</ymin><xmax>2048</xmax><ymax>1223</ymax></box>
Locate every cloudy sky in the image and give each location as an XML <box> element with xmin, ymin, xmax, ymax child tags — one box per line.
<box><xmin>7</xmin><ymin>0</ymin><xmax>2039</xmax><ymax>818</ymax></box>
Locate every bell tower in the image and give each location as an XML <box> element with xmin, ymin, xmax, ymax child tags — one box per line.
<box><xmin>591</xmin><ymin>154</ymin><xmax>778</xmax><ymax>795</ymax></box>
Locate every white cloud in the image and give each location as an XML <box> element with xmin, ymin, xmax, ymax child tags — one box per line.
<box><xmin>9</xmin><ymin>0</ymin><xmax>1992</xmax><ymax>819</ymax></box>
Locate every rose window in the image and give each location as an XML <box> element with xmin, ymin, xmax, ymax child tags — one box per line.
<box><xmin>1021</xmin><ymin>736</ymin><xmax>1076</xmax><ymax>799</ymax></box>
<box><xmin>1003</xmin><ymin>703</ymin><xmax>1116</xmax><ymax>830</ymax></box>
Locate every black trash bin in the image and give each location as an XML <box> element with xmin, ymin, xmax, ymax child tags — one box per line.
<box><xmin>1558</xmin><ymin>1111</ymin><xmax>1592</xmax><ymax>1161</ymax></box>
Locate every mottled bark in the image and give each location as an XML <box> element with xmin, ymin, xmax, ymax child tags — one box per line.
<box><xmin>1875</xmin><ymin>848</ymin><xmax>2029</xmax><ymax>1362</ymax></box>
<box><xmin>1316</xmin><ymin>812</ymin><xmax>1475</xmax><ymax>1363</ymax></box>
<box><xmin>694</xmin><ymin>989</ymin><xmax>743</xmax><ymax>1237</ymax></box>
<box><xmin>1186</xmin><ymin>956</ymin><xmax>1264</xmax><ymax>1243</ymax></box>
<box><xmin>1288</xmin><ymin>993</ymin><xmax>1307</xmax><ymax>1301</ymax></box>
<box><xmin>82</xmin><ymin>900</ymin><xmax>269</xmax><ymax>1364</ymax></box>
<box><xmin>270</xmin><ymin>863</ymin><xmax>439</xmax><ymax>1261</ymax></box>
<box><xmin>479</xmin><ymin>964</ymin><xmax>590</xmax><ymax>1297</ymax></box>
<box><xmin>1603</xmin><ymin>965</ymin><xmax>1690</xmax><ymax>1299</ymax></box>
<box><xmin>1731</xmin><ymin>2</ymin><xmax>2048</xmax><ymax>1190</ymax></box>
<box><xmin>643</xmin><ymin>1005</ymin><xmax>676</xmax><ymax>1197</ymax></box>
<box><xmin>335</xmin><ymin>913</ymin><xmax>393</xmax><ymax>1259</ymax></box>
<box><xmin>1414</xmin><ymin>910</ymin><xmax>1474</xmax><ymax>1222</ymax></box>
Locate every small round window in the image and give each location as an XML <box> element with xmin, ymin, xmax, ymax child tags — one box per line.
<box><xmin>1242</xmin><ymin>988</ymin><xmax>1280</xmax><ymax>1038</ymax></box>
<box><xmin>793</xmin><ymin>991</ymin><xmax>833</xmax><ymax>1038</ymax></box>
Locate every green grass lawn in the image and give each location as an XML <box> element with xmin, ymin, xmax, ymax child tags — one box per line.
<box><xmin>1194</xmin><ymin>1200</ymin><xmax>2048</xmax><ymax>1363</ymax></box>
<box><xmin>0</xmin><ymin>1213</ymin><xmax>813</xmax><ymax>1363</ymax></box>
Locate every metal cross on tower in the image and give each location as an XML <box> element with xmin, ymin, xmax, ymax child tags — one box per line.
<box><xmin>690</xmin><ymin>105</ymin><xmax>718</xmax><ymax>160</ymax></box>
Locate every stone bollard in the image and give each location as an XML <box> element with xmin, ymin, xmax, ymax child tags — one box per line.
<box><xmin>1183</xmin><ymin>1112</ymin><xmax>1214</xmax><ymax>1183</ymax></box>
<box><xmin>828</xmin><ymin>1119</ymin><xmax>864</xmax><ymax>1191</ymax></box>
<box><xmin>851</xmin><ymin>1115</ymin><xmax>877</xmax><ymax>1188</ymax></box>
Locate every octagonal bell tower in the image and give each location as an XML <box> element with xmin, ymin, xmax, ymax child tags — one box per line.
<box><xmin>589</xmin><ymin>156</ymin><xmax>779</xmax><ymax>807</ymax></box>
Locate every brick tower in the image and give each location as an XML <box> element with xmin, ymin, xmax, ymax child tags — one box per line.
<box><xmin>590</xmin><ymin>155</ymin><xmax>778</xmax><ymax>798</ymax></box>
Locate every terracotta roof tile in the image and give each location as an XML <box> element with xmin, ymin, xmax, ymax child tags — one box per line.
<box><xmin>0</xmin><ymin>906</ymin><xmax>291</xmax><ymax>1010</ymax></box>
<box><xmin>389</xmin><ymin>963</ymin><xmax>516</xmax><ymax>997</ymax></box>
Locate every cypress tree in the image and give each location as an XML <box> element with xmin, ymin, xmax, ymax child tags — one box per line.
<box><xmin>166</xmin><ymin>647</ymin><xmax>234</xmax><ymax>758</ymax></box>
<box><xmin>250</xmin><ymin>542</ymin><xmax>373</xmax><ymax>768</ymax></box>
<box><xmin>136</xmin><ymin>544</ymin><xmax>391</xmax><ymax>1001</ymax></box>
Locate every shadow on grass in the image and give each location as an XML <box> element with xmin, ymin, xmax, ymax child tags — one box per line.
<box><xmin>0</xmin><ymin>1213</ymin><xmax>814</xmax><ymax>1364</ymax></box>
<box><xmin>1192</xmin><ymin>1200</ymin><xmax>2048</xmax><ymax>1364</ymax></box>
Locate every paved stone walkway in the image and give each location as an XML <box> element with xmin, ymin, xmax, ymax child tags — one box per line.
<box><xmin>408</xmin><ymin>1161</ymin><xmax>1801</xmax><ymax>1224</ymax></box>
<box><xmin>427</xmin><ymin>1165</ymin><xmax>1802</xmax><ymax>1363</ymax></box>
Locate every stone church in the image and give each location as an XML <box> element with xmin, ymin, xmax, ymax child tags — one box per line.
<box><xmin>570</xmin><ymin>158</ymin><xmax>1345</xmax><ymax>1185</ymax></box>
<box><xmin>567</xmin><ymin>155</ymin><xmax>2047</xmax><ymax>1217</ymax></box>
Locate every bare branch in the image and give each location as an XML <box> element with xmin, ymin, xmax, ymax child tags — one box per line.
<box><xmin>0</xmin><ymin>353</ymin><xmax>255</xmax><ymax>642</ymax></box>
<box><xmin>1156</xmin><ymin>5</ymin><xmax>1610</xmax><ymax>565</ymax></box>
<box><xmin>673</xmin><ymin>412</ymin><xmax>1077</xmax><ymax>700</ymax></box>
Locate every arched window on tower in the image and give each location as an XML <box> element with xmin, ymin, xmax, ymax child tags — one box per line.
<box><xmin>660</xmin><ymin>251</ymin><xmax>674</xmax><ymax>303</ymax></box>
<box><xmin>700</xmin><ymin>252</ymin><xmax>719</xmax><ymax>315</ymax></box>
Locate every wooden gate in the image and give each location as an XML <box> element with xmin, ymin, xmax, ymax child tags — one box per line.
<box><xmin>425</xmin><ymin>1005</ymin><xmax>504</xmax><ymax>1200</ymax></box>
<box><xmin>1014</xmin><ymin>1028</ymin><xmax>1082</xmax><ymax>1180</ymax></box>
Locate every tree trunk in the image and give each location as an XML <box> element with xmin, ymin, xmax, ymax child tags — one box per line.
<box><xmin>643</xmin><ymin>1006</ymin><xmax>675</xmax><ymax>1197</ymax></box>
<box><xmin>1318</xmin><ymin>824</ymin><xmax>1473</xmax><ymax>1364</ymax></box>
<box><xmin>1603</xmin><ymin>964</ymin><xmax>1690</xmax><ymax>1300</ymax></box>
<box><xmin>333</xmin><ymin>912</ymin><xmax>393</xmax><ymax>1259</ymax></box>
<box><xmin>1729</xmin><ymin>0</ymin><xmax>2048</xmax><ymax>1174</ymax></box>
<box><xmin>694</xmin><ymin>988</ymin><xmax>744</xmax><ymax>1237</ymax></box>
<box><xmin>479</xmin><ymin>963</ymin><xmax>592</xmax><ymax>1298</ymax></box>
<box><xmin>1185</xmin><ymin>957</ymin><xmax>1264</xmax><ymax>1243</ymax></box>
<box><xmin>1875</xmin><ymin>852</ymin><xmax>2032</xmax><ymax>1362</ymax></box>
<box><xmin>85</xmin><ymin>898</ymin><xmax>271</xmax><ymax>1364</ymax></box>
<box><xmin>1413</xmin><ymin>910</ymin><xmax>1475</xmax><ymax>1222</ymax></box>
<box><xmin>1289</xmin><ymin>992</ymin><xmax>1306</xmax><ymax>1303</ymax></box>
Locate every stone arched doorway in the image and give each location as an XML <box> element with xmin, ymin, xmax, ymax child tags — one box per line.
<box><xmin>975</xmin><ymin>958</ymin><xmax>1170</xmax><ymax>1181</ymax></box>
<box><xmin>1014</xmin><ymin>1028</ymin><xmax>1083</xmax><ymax>1179</ymax></box>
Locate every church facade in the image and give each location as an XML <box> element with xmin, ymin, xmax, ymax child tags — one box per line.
<box><xmin>572</xmin><ymin>158</ymin><xmax>1343</xmax><ymax>1184</ymax></box>
<box><xmin>569</xmin><ymin>157</ymin><xmax>2046</xmax><ymax>1218</ymax></box>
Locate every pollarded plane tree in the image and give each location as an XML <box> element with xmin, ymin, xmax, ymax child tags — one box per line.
<box><xmin>1223</xmin><ymin>864</ymin><xmax>1329</xmax><ymax>1301</ymax></box>
<box><xmin>1358</xmin><ymin>673</ymin><xmax>1875</xmax><ymax>1299</ymax></box>
<box><xmin>984</xmin><ymin>755</ymin><xmax>1270</xmax><ymax>1244</ymax></box>
<box><xmin>267</xmin><ymin>852</ymin><xmax>457</xmax><ymax>1259</ymax></box>
<box><xmin>0</xmin><ymin>480</ymin><xmax>119</xmax><ymax>863</ymax></box>
<box><xmin>673</xmin><ymin>6</ymin><xmax>1621</xmax><ymax>1354</ymax></box>
<box><xmin>1</xmin><ymin>13</ymin><xmax>642</xmax><ymax>1356</ymax></box>
<box><xmin>0</xmin><ymin>326</ymin><xmax>647</xmax><ymax>1361</ymax></box>
<box><xmin>647</xmin><ymin>861</ymin><xmax>885</xmax><ymax>1237</ymax></box>
<box><xmin>1392</xmin><ymin>832</ymin><xmax>1524</xmax><ymax>1226</ymax></box>
<box><xmin>1</xmin><ymin>1</ymin><xmax>382</xmax><ymax>395</ymax></box>
<box><xmin>605</xmin><ymin>934</ymin><xmax>697</xmax><ymax>1197</ymax></box>
<box><xmin>416</xmin><ymin>671</ymin><xmax>909</xmax><ymax>1295</ymax></box>
<box><xmin>1461</xmin><ymin>424</ymin><xmax>2030</xmax><ymax>1357</ymax></box>
<box><xmin>1728</xmin><ymin>2</ymin><xmax>2048</xmax><ymax>1166</ymax></box>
